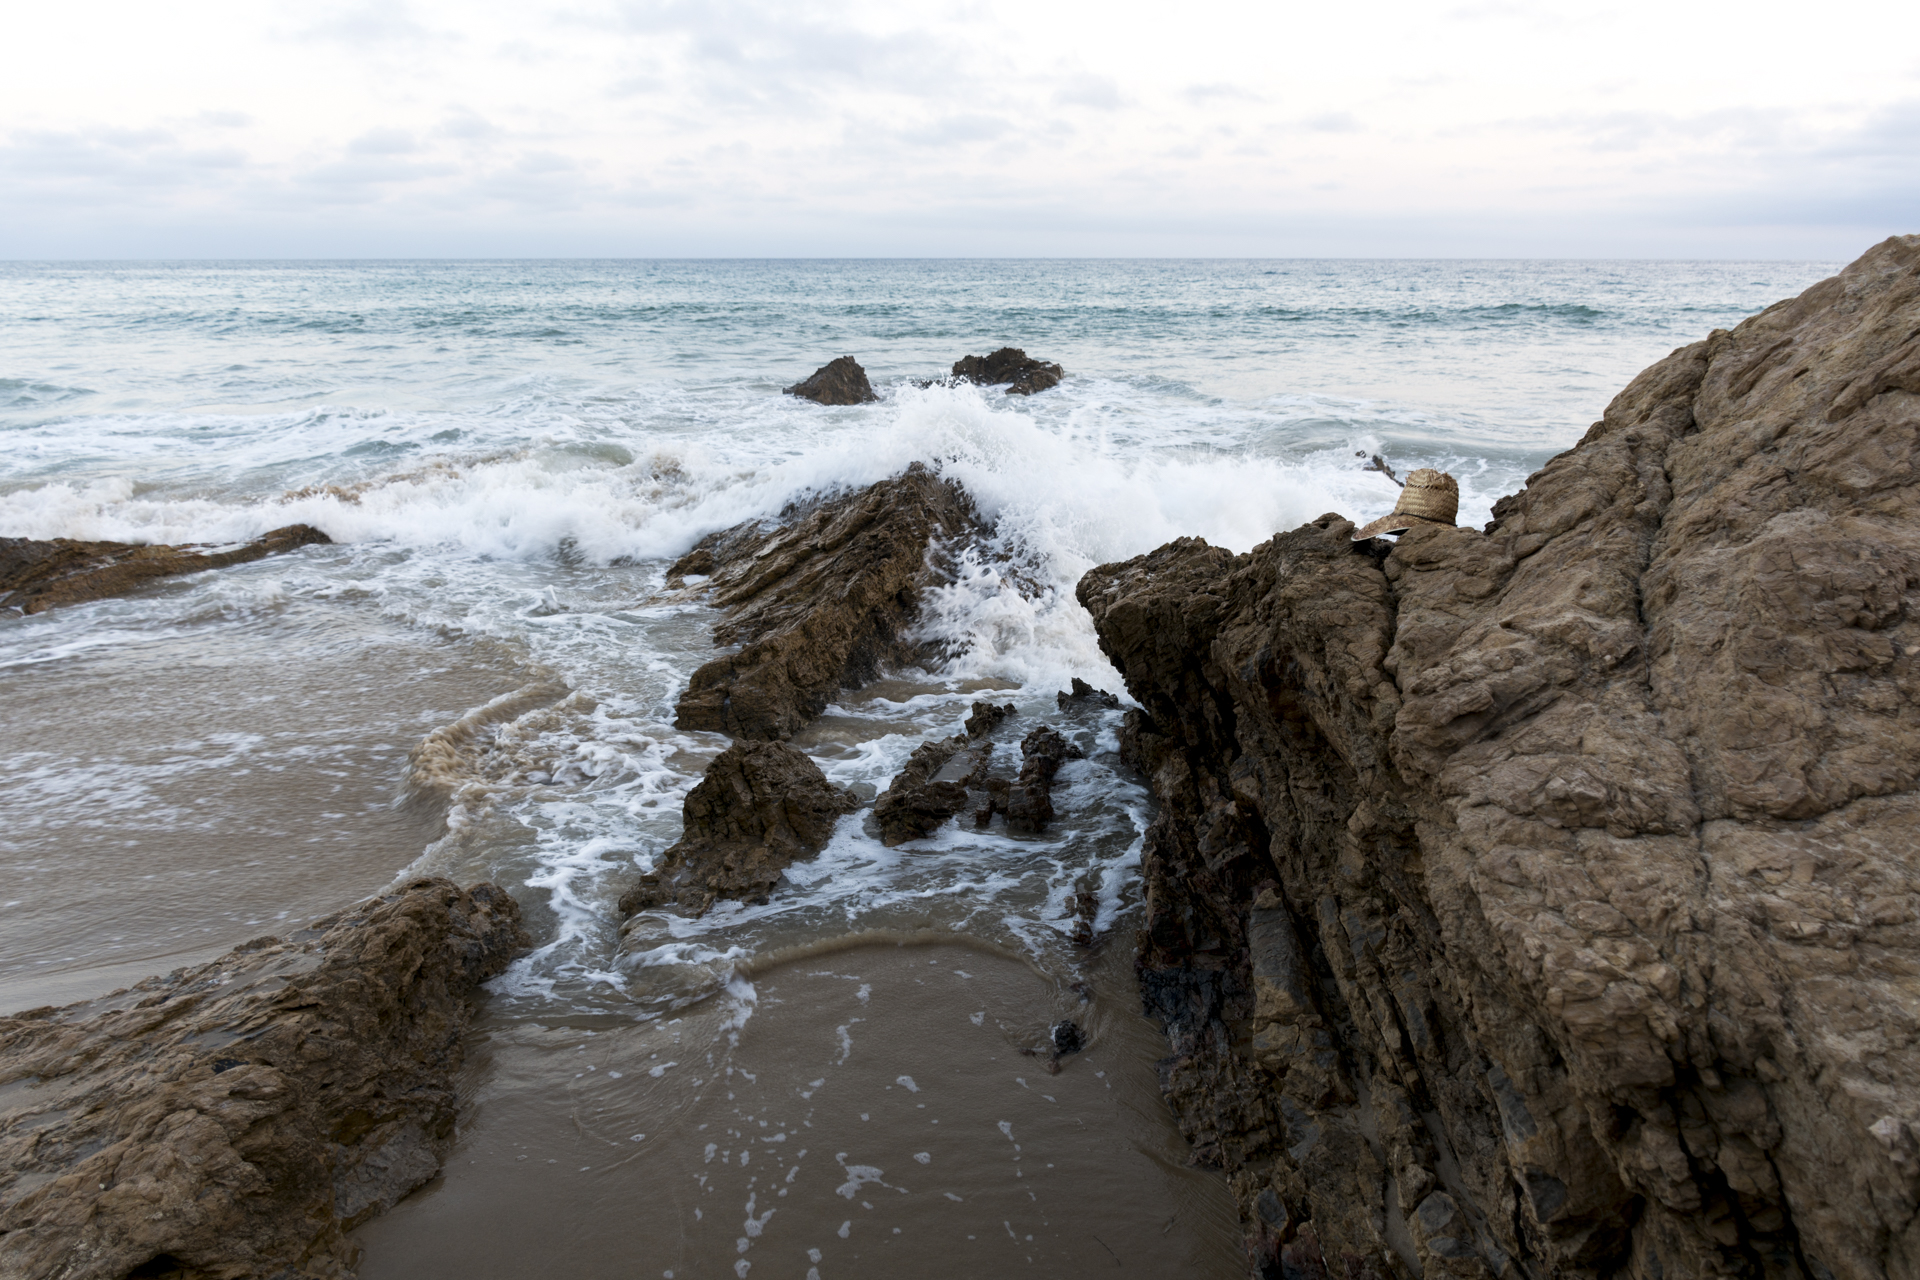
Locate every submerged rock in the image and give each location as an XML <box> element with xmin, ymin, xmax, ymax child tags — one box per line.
<box><xmin>620</xmin><ymin>741</ymin><xmax>858</xmax><ymax>916</ymax></box>
<box><xmin>0</xmin><ymin>523</ymin><xmax>332</xmax><ymax>614</ymax></box>
<box><xmin>1079</xmin><ymin>235</ymin><xmax>1920</xmax><ymax>1278</ymax></box>
<box><xmin>873</xmin><ymin>734</ymin><xmax>972</xmax><ymax>847</ymax></box>
<box><xmin>673</xmin><ymin>463</ymin><xmax>994</xmax><ymax>741</ymax></box>
<box><xmin>783</xmin><ymin>356</ymin><xmax>879</xmax><ymax>406</ymax></box>
<box><xmin>0</xmin><ymin>878</ymin><xmax>526</xmax><ymax>1280</ymax></box>
<box><xmin>950</xmin><ymin>347</ymin><xmax>1064</xmax><ymax>396</ymax></box>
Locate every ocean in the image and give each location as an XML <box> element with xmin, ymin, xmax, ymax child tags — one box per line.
<box><xmin>0</xmin><ymin>257</ymin><xmax>1840</xmax><ymax>1275</ymax></box>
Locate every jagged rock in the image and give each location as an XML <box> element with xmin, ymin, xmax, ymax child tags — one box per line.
<box><xmin>673</xmin><ymin>464</ymin><xmax>994</xmax><ymax>741</ymax></box>
<box><xmin>783</xmin><ymin>356</ymin><xmax>878</xmax><ymax>406</ymax></box>
<box><xmin>951</xmin><ymin>347</ymin><xmax>1064</xmax><ymax>396</ymax></box>
<box><xmin>0</xmin><ymin>524</ymin><xmax>332</xmax><ymax>614</ymax></box>
<box><xmin>873</xmin><ymin>735</ymin><xmax>973</xmax><ymax>847</ymax></box>
<box><xmin>1056</xmin><ymin>677</ymin><xmax>1120</xmax><ymax>710</ymax></box>
<box><xmin>1079</xmin><ymin>236</ymin><xmax>1920</xmax><ymax>1279</ymax></box>
<box><xmin>965</xmin><ymin>700</ymin><xmax>1016</xmax><ymax>738</ymax></box>
<box><xmin>979</xmin><ymin>724</ymin><xmax>1083</xmax><ymax>834</ymax></box>
<box><xmin>0</xmin><ymin>878</ymin><xmax>526</xmax><ymax>1280</ymax></box>
<box><xmin>620</xmin><ymin>741</ymin><xmax>857</xmax><ymax>916</ymax></box>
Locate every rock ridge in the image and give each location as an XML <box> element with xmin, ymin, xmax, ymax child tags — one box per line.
<box><xmin>672</xmin><ymin>463</ymin><xmax>993</xmax><ymax>741</ymax></box>
<box><xmin>0</xmin><ymin>877</ymin><xmax>527</xmax><ymax>1280</ymax></box>
<box><xmin>1</xmin><ymin>524</ymin><xmax>332</xmax><ymax>614</ymax></box>
<box><xmin>1080</xmin><ymin>235</ymin><xmax>1920</xmax><ymax>1279</ymax></box>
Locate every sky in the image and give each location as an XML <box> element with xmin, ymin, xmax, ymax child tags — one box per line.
<box><xmin>1</xmin><ymin>0</ymin><xmax>1916</xmax><ymax>258</ymax></box>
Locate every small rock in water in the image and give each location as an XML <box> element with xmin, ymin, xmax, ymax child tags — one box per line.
<box><xmin>964</xmin><ymin>700</ymin><xmax>1016</xmax><ymax>739</ymax></box>
<box><xmin>949</xmin><ymin>347</ymin><xmax>1065</xmax><ymax>396</ymax></box>
<box><xmin>1056</xmin><ymin>678</ymin><xmax>1120</xmax><ymax>710</ymax></box>
<box><xmin>1050</xmin><ymin>1020</ymin><xmax>1085</xmax><ymax>1054</ymax></box>
<box><xmin>783</xmin><ymin>355</ymin><xmax>878</xmax><ymax>405</ymax></box>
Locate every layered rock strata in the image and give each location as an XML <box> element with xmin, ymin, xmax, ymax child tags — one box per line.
<box><xmin>672</xmin><ymin>463</ymin><xmax>992</xmax><ymax>741</ymax></box>
<box><xmin>0</xmin><ymin>878</ymin><xmax>526</xmax><ymax>1280</ymax></box>
<box><xmin>619</xmin><ymin>741</ymin><xmax>858</xmax><ymax>916</ymax></box>
<box><xmin>951</xmin><ymin>347</ymin><xmax>1064</xmax><ymax>396</ymax></box>
<box><xmin>783</xmin><ymin>356</ymin><xmax>879</xmax><ymax>405</ymax></box>
<box><xmin>1080</xmin><ymin>235</ymin><xmax>1920</xmax><ymax>1279</ymax></box>
<box><xmin>0</xmin><ymin>524</ymin><xmax>332</xmax><ymax>614</ymax></box>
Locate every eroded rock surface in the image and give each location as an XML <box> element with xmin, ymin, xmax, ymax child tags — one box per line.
<box><xmin>951</xmin><ymin>347</ymin><xmax>1065</xmax><ymax>396</ymax></box>
<box><xmin>0</xmin><ymin>524</ymin><xmax>332</xmax><ymax>614</ymax></box>
<box><xmin>619</xmin><ymin>741</ymin><xmax>858</xmax><ymax>916</ymax></box>
<box><xmin>965</xmin><ymin>700</ymin><xmax>1017</xmax><ymax>738</ymax></box>
<box><xmin>0</xmin><ymin>878</ymin><xmax>526</xmax><ymax>1280</ymax></box>
<box><xmin>873</xmin><ymin>734</ymin><xmax>973</xmax><ymax>847</ymax></box>
<box><xmin>784</xmin><ymin>356</ymin><xmax>879</xmax><ymax>406</ymax></box>
<box><xmin>673</xmin><ymin>463</ymin><xmax>993</xmax><ymax>740</ymax></box>
<box><xmin>976</xmin><ymin>724</ymin><xmax>1085</xmax><ymax>835</ymax></box>
<box><xmin>1080</xmin><ymin>235</ymin><xmax>1920</xmax><ymax>1278</ymax></box>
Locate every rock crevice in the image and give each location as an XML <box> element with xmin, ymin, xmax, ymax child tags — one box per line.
<box><xmin>1080</xmin><ymin>235</ymin><xmax>1920</xmax><ymax>1279</ymax></box>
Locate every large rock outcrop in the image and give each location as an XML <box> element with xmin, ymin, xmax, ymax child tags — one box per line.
<box><xmin>619</xmin><ymin>741</ymin><xmax>858</xmax><ymax>916</ymax></box>
<box><xmin>1080</xmin><ymin>235</ymin><xmax>1920</xmax><ymax>1279</ymax></box>
<box><xmin>0</xmin><ymin>524</ymin><xmax>332</xmax><ymax>614</ymax></box>
<box><xmin>0</xmin><ymin>878</ymin><xmax>527</xmax><ymax>1280</ymax></box>
<box><xmin>672</xmin><ymin>463</ymin><xmax>993</xmax><ymax>740</ymax></box>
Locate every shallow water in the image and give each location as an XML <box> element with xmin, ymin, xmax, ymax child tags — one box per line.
<box><xmin>354</xmin><ymin>939</ymin><xmax>1244</xmax><ymax>1279</ymax></box>
<box><xmin>0</xmin><ymin>258</ymin><xmax>1842</xmax><ymax>1273</ymax></box>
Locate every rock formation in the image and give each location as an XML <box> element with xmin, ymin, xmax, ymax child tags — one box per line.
<box><xmin>951</xmin><ymin>347</ymin><xmax>1065</xmax><ymax>396</ymax></box>
<box><xmin>619</xmin><ymin>741</ymin><xmax>858</xmax><ymax>916</ymax></box>
<box><xmin>965</xmin><ymin>700</ymin><xmax>1017</xmax><ymax>738</ymax></box>
<box><xmin>1057</xmin><ymin>677</ymin><xmax>1121</xmax><ymax>710</ymax></box>
<box><xmin>976</xmin><ymin>724</ymin><xmax>1085</xmax><ymax>835</ymax></box>
<box><xmin>672</xmin><ymin>463</ymin><xmax>993</xmax><ymax>740</ymax></box>
<box><xmin>783</xmin><ymin>356</ymin><xmax>879</xmax><ymax>406</ymax></box>
<box><xmin>873</xmin><ymin>734</ymin><xmax>973</xmax><ymax>846</ymax></box>
<box><xmin>0</xmin><ymin>524</ymin><xmax>332</xmax><ymax>614</ymax></box>
<box><xmin>0</xmin><ymin>878</ymin><xmax>526</xmax><ymax>1280</ymax></box>
<box><xmin>1079</xmin><ymin>234</ymin><xmax>1920</xmax><ymax>1278</ymax></box>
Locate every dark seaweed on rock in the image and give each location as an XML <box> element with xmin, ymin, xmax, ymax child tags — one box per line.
<box><xmin>672</xmin><ymin>464</ymin><xmax>995</xmax><ymax>742</ymax></box>
<box><xmin>0</xmin><ymin>878</ymin><xmax>527</xmax><ymax>1280</ymax></box>
<box><xmin>0</xmin><ymin>524</ymin><xmax>331</xmax><ymax>614</ymax></box>
<box><xmin>1078</xmin><ymin>235</ymin><xmax>1920</xmax><ymax>1279</ymax></box>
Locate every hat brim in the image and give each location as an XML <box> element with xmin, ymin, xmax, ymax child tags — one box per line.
<box><xmin>1350</xmin><ymin>513</ymin><xmax>1455</xmax><ymax>541</ymax></box>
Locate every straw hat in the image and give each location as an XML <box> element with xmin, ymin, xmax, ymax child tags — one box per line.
<box><xmin>1351</xmin><ymin>469</ymin><xmax>1459</xmax><ymax>540</ymax></box>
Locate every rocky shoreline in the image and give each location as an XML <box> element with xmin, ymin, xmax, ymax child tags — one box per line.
<box><xmin>0</xmin><ymin>880</ymin><xmax>526</xmax><ymax>1280</ymax></box>
<box><xmin>1080</xmin><ymin>234</ymin><xmax>1920</xmax><ymax>1278</ymax></box>
<box><xmin>3</xmin><ymin>238</ymin><xmax>1914</xmax><ymax>1278</ymax></box>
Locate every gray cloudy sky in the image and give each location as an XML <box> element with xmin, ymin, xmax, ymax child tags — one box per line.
<box><xmin>3</xmin><ymin>0</ymin><xmax>1915</xmax><ymax>257</ymax></box>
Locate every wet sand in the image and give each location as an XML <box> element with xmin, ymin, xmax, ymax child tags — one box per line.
<box><xmin>355</xmin><ymin>939</ymin><xmax>1244</xmax><ymax>1279</ymax></box>
<box><xmin>0</xmin><ymin>608</ymin><xmax>528</xmax><ymax>1011</ymax></box>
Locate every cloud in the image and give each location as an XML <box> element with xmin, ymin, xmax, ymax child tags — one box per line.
<box><xmin>347</xmin><ymin>129</ymin><xmax>421</xmax><ymax>156</ymax></box>
<box><xmin>1303</xmin><ymin>112</ymin><xmax>1361</xmax><ymax>134</ymax></box>
<box><xmin>1054</xmin><ymin>75</ymin><xmax>1124</xmax><ymax>111</ymax></box>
